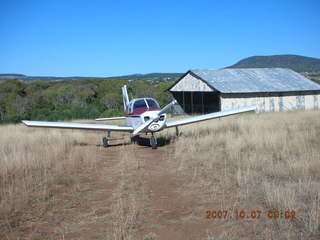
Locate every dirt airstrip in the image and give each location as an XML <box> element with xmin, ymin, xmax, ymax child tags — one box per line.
<box><xmin>2</xmin><ymin>111</ymin><xmax>320</xmax><ymax>239</ymax></box>
<box><xmin>2</xmin><ymin>143</ymin><xmax>219</xmax><ymax>240</ymax></box>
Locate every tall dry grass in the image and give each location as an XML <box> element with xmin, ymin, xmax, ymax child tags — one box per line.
<box><xmin>110</xmin><ymin>144</ymin><xmax>146</xmax><ymax>240</ymax></box>
<box><xmin>0</xmin><ymin>123</ymin><xmax>102</xmax><ymax>230</ymax></box>
<box><xmin>1</xmin><ymin>111</ymin><xmax>320</xmax><ymax>239</ymax></box>
<box><xmin>0</xmin><ymin>119</ymin><xmax>145</xmax><ymax>239</ymax></box>
<box><xmin>168</xmin><ymin>110</ymin><xmax>320</xmax><ymax>239</ymax></box>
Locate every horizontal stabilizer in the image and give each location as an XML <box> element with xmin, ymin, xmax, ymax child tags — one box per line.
<box><xmin>95</xmin><ymin>117</ymin><xmax>126</xmax><ymax>121</ymax></box>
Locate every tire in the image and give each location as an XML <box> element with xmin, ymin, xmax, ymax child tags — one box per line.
<box><xmin>150</xmin><ymin>137</ymin><xmax>157</xmax><ymax>149</ymax></box>
<box><xmin>102</xmin><ymin>137</ymin><xmax>109</xmax><ymax>147</ymax></box>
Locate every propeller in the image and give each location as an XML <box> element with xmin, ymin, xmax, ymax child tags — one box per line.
<box><xmin>132</xmin><ymin>100</ymin><xmax>177</xmax><ymax>136</ymax></box>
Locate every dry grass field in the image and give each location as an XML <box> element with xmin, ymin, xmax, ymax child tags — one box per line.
<box><xmin>0</xmin><ymin>110</ymin><xmax>320</xmax><ymax>239</ymax></box>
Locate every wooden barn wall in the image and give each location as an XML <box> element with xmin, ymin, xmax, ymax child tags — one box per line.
<box><xmin>220</xmin><ymin>92</ymin><xmax>320</xmax><ymax>112</ymax></box>
<box><xmin>170</xmin><ymin>73</ymin><xmax>213</xmax><ymax>92</ymax></box>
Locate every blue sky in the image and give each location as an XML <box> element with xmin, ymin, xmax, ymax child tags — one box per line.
<box><xmin>1</xmin><ymin>0</ymin><xmax>319</xmax><ymax>76</ymax></box>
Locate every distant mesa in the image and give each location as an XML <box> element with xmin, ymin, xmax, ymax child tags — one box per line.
<box><xmin>226</xmin><ymin>54</ymin><xmax>320</xmax><ymax>73</ymax></box>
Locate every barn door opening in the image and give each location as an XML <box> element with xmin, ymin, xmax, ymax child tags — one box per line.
<box><xmin>171</xmin><ymin>91</ymin><xmax>220</xmax><ymax>114</ymax></box>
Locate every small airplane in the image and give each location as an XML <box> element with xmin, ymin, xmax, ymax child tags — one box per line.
<box><xmin>22</xmin><ymin>85</ymin><xmax>256</xmax><ymax>149</ymax></box>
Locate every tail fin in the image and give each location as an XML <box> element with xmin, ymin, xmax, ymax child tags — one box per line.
<box><xmin>121</xmin><ymin>85</ymin><xmax>129</xmax><ymax>112</ymax></box>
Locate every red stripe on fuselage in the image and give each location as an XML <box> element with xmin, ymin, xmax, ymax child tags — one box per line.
<box><xmin>127</xmin><ymin>107</ymin><xmax>160</xmax><ymax>116</ymax></box>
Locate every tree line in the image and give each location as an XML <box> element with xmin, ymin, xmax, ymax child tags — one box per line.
<box><xmin>0</xmin><ymin>78</ymin><xmax>173</xmax><ymax>124</ymax></box>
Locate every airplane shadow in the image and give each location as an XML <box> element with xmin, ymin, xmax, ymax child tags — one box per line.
<box><xmin>95</xmin><ymin>142</ymin><xmax>132</xmax><ymax>147</ymax></box>
<box><xmin>92</xmin><ymin>135</ymin><xmax>172</xmax><ymax>148</ymax></box>
<box><xmin>131</xmin><ymin>135</ymin><xmax>172</xmax><ymax>148</ymax></box>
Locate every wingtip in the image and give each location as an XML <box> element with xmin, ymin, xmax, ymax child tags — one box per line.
<box><xmin>242</xmin><ymin>105</ymin><xmax>257</xmax><ymax>112</ymax></box>
<box><xmin>21</xmin><ymin>120</ymin><xmax>29</xmax><ymax>126</ymax></box>
<box><xmin>250</xmin><ymin>105</ymin><xmax>258</xmax><ymax>112</ymax></box>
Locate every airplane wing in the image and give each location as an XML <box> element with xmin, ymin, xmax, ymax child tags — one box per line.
<box><xmin>165</xmin><ymin>106</ymin><xmax>256</xmax><ymax>128</ymax></box>
<box><xmin>22</xmin><ymin>120</ymin><xmax>133</xmax><ymax>132</ymax></box>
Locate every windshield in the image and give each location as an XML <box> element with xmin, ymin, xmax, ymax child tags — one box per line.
<box><xmin>133</xmin><ymin>99</ymin><xmax>147</xmax><ymax>110</ymax></box>
<box><xmin>146</xmin><ymin>99</ymin><xmax>160</xmax><ymax>108</ymax></box>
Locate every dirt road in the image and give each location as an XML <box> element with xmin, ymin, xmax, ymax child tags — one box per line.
<box><xmin>2</xmin><ymin>142</ymin><xmax>221</xmax><ymax>240</ymax></box>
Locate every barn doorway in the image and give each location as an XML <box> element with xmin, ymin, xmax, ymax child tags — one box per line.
<box><xmin>170</xmin><ymin>91</ymin><xmax>220</xmax><ymax>114</ymax></box>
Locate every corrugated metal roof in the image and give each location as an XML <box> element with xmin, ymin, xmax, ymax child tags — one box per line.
<box><xmin>190</xmin><ymin>68</ymin><xmax>320</xmax><ymax>93</ymax></box>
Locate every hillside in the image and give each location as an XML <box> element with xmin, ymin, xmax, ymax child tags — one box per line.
<box><xmin>0</xmin><ymin>78</ymin><xmax>174</xmax><ymax>124</ymax></box>
<box><xmin>0</xmin><ymin>74</ymin><xmax>26</xmax><ymax>80</ymax></box>
<box><xmin>302</xmin><ymin>72</ymin><xmax>320</xmax><ymax>84</ymax></box>
<box><xmin>0</xmin><ymin>75</ymin><xmax>99</xmax><ymax>82</ymax></box>
<box><xmin>0</xmin><ymin>73</ymin><xmax>182</xmax><ymax>84</ymax></box>
<box><xmin>110</xmin><ymin>73</ymin><xmax>182</xmax><ymax>83</ymax></box>
<box><xmin>227</xmin><ymin>54</ymin><xmax>320</xmax><ymax>73</ymax></box>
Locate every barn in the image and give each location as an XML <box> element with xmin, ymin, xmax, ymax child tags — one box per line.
<box><xmin>169</xmin><ymin>68</ymin><xmax>320</xmax><ymax>113</ymax></box>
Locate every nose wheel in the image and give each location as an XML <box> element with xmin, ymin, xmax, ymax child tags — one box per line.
<box><xmin>150</xmin><ymin>133</ymin><xmax>157</xmax><ymax>149</ymax></box>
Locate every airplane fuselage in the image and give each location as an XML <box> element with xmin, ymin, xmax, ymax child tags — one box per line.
<box><xmin>125</xmin><ymin>98</ymin><xmax>167</xmax><ymax>132</ymax></box>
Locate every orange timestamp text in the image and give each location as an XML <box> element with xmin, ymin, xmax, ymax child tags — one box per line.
<box><xmin>205</xmin><ymin>209</ymin><xmax>296</xmax><ymax>220</ymax></box>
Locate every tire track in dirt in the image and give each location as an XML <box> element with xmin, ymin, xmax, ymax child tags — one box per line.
<box><xmin>137</xmin><ymin>145</ymin><xmax>222</xmax><ymax>240</ymax></box>
<box><xmin>3</xmin><ymin>143</ymin><xmax>223</xmax><ymax>240</ymax></box>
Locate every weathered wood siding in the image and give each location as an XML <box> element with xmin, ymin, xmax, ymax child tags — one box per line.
<box><xmin>170</xmin><ymin>73</ymin><xmax>213</xmax><ymax>92</ymax></box>
<box><xmin>221</xmin><ymin>93</ymin><xmax>320</xmax><ymax>112</ymax></box>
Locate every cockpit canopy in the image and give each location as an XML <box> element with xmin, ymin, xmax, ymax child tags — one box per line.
<box><xmin>128</xmin><ymin>98</ymin><xmax>160</xmax><ymax>115</ymax></box>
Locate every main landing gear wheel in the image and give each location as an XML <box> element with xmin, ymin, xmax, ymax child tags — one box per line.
<box><xmin>102</xmin><ymin>131</ymin><xmax>111</xmax><ymax>148</ymax></box>
<box><xmin>150</xmin><ymin>134</ymin><xmax>157</xmax><ymax>149</ymax></box>
<box><xmin>102</xmin><ymin>137</ymin><xmax>110</xmax><ymax>147</ymax></box>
